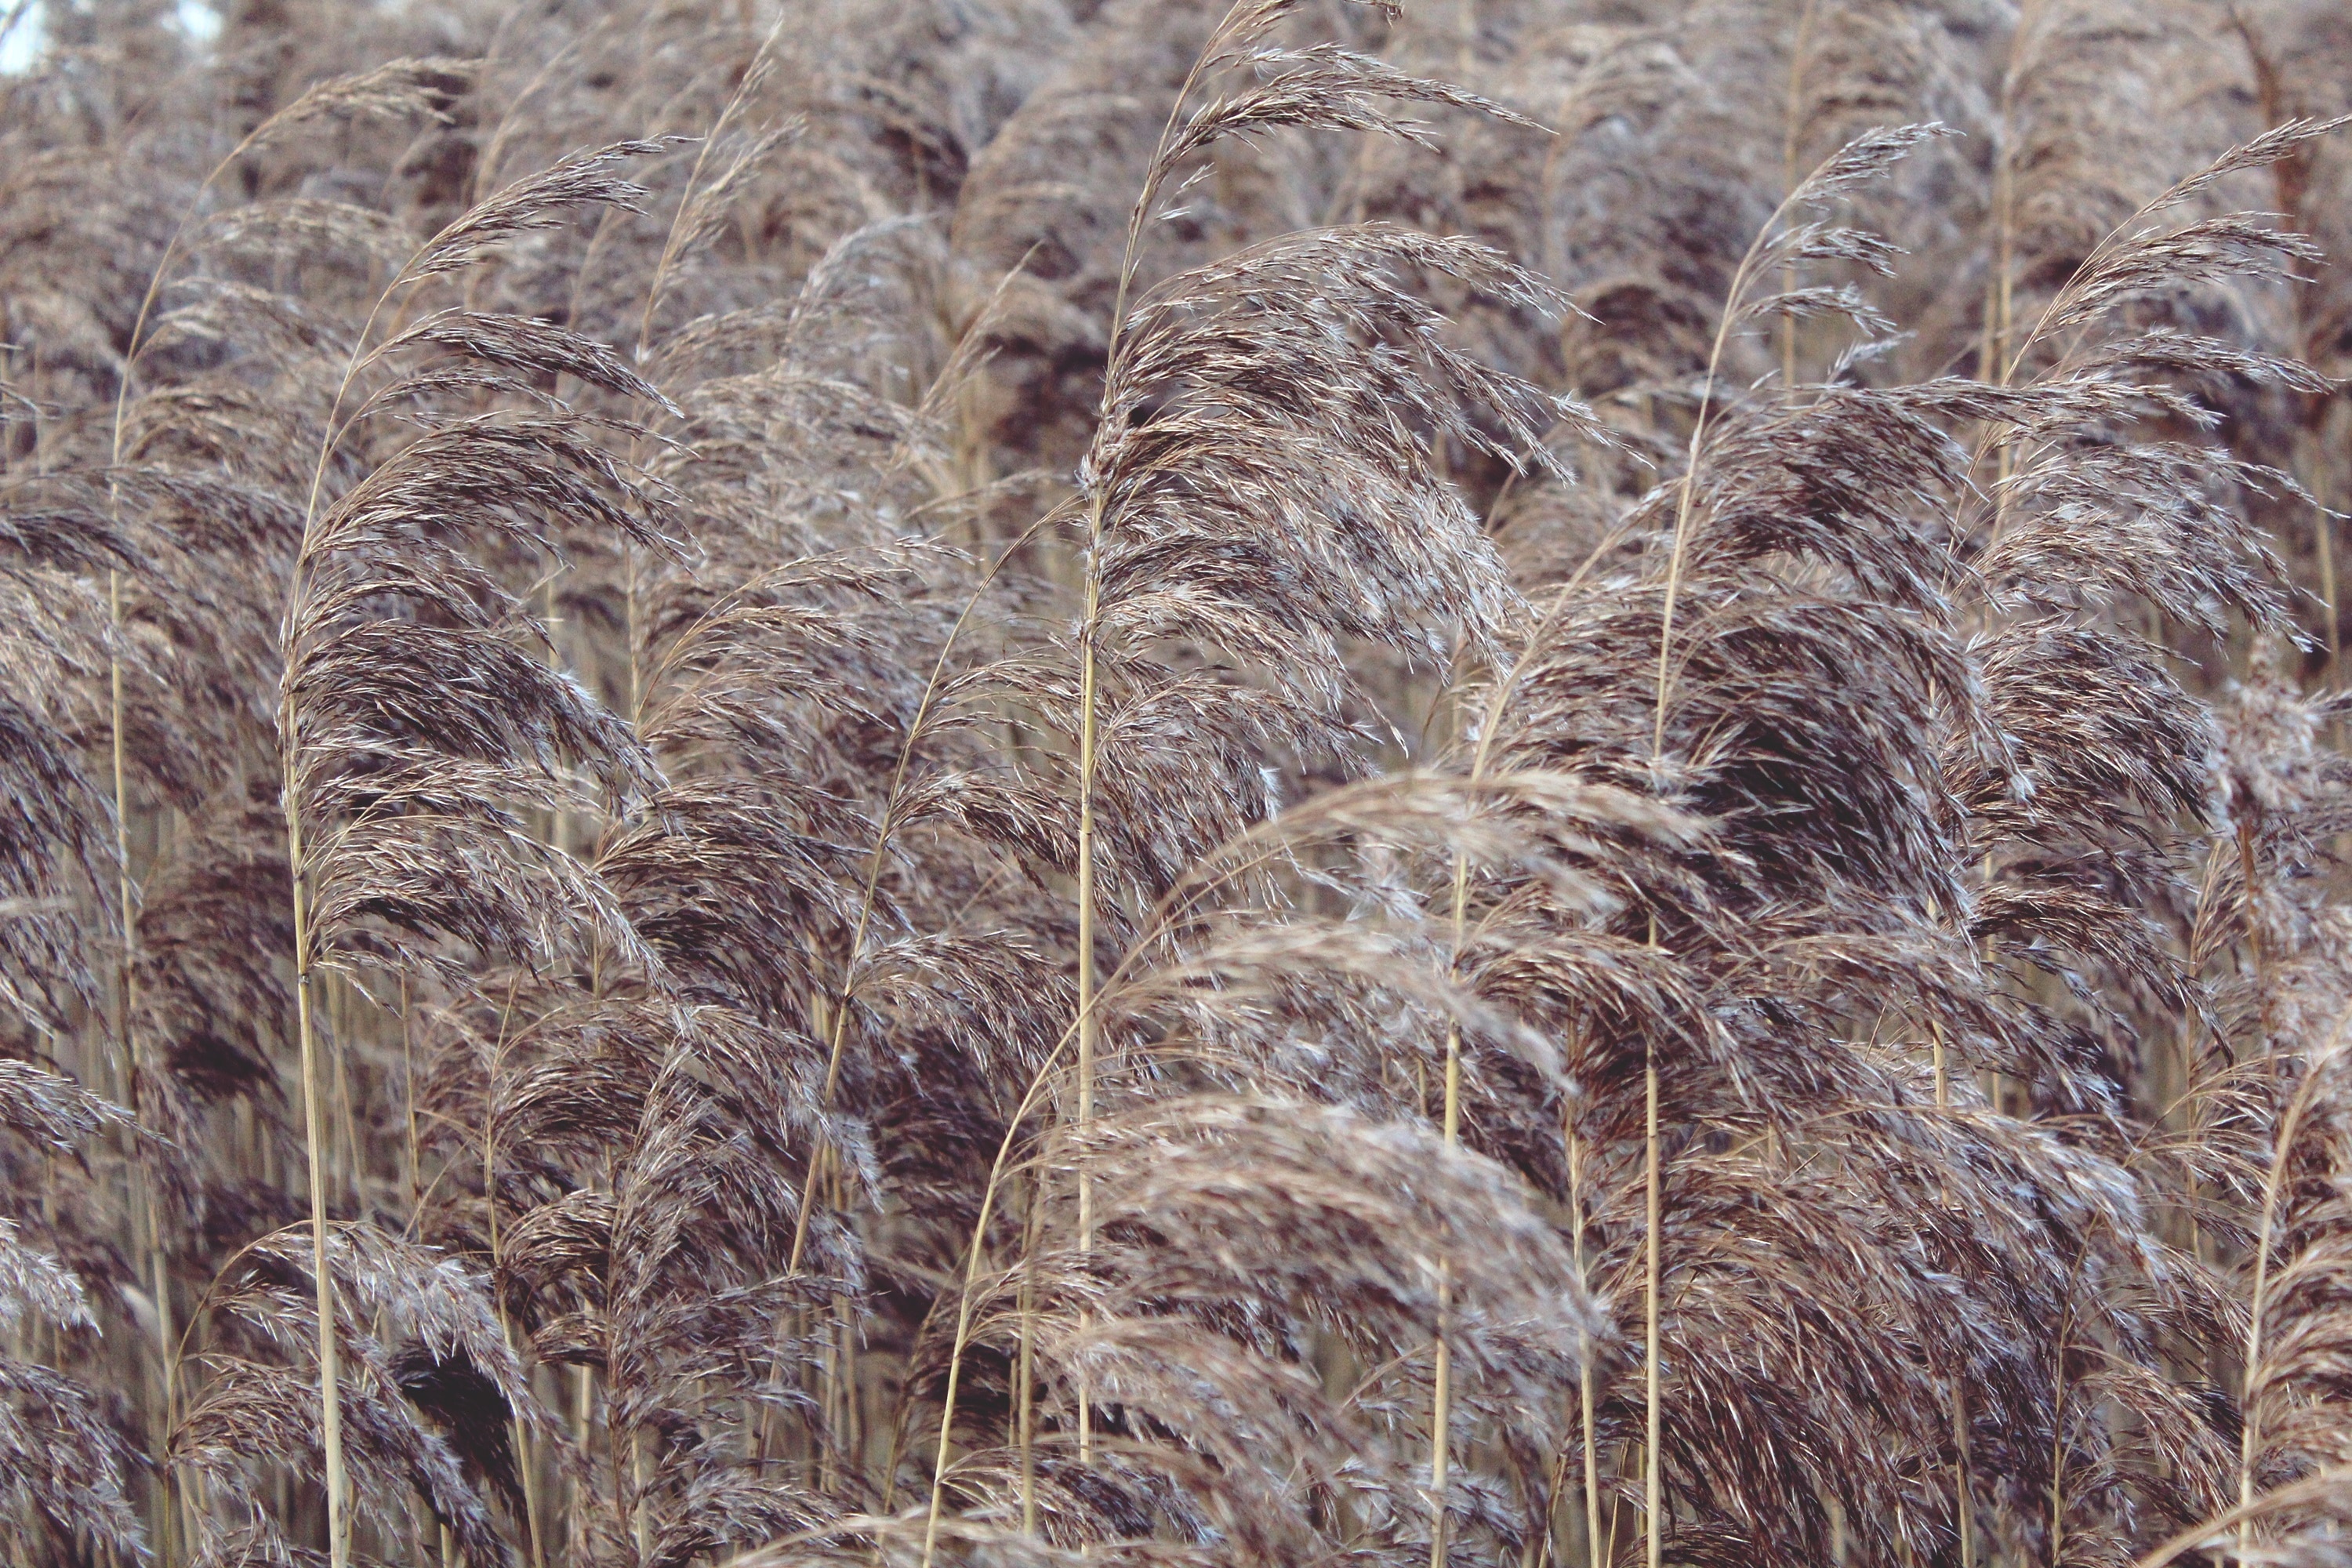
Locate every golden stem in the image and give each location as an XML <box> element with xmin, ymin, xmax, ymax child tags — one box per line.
<box><xmin>281</xmin><ymin>756</ymin><xmax>346</xmax><ymax>1568</ymax></box>
<box><xmin>1018</xmin><ymin>1169</ymin><xmax>1041</xmax><ymax>1534</ymax></box>
<box><xmin>1780</xmin><ymin>0</ymin><xmax>1817</xmax><ymax>390</ymax></box>
<box><xmin>1430</xmin><ymin>1029</ymin><xmax>1449</xmax><ymax>1568</ymax></box>
<box><xmin>2051</xmin><ymin>1308</ymin><xmax>2068</xmax><ymax>1564</ymax></box>
<box><xmin>1931</xmin><ymin>1022</ymin><xmax>1970</xmax><ymax>1566</ymax></box>
<box><xmin>1075</xmin><ymin>584</ymin><xmax>1100</xmax><ymax>1466</ymax></box>
<box><xmin>2241</xmin><ymin>1018</ymin><xmax>2325</xmax><ymax>1562</ymax></box>
<box><xmin>1644</xmin><ymin>1042</ymin><xmax>1661</xmax><ymax>1568</ymax></box>
<box><xmin>481</xmin><ymin>987</ymin><xmax>546</xmax><ymax>1568</ymax></box>
<box><xmin>1566</xmin><ymin>1113</ymin><xmax>1601</xmax><ymax>1568</ymax></box>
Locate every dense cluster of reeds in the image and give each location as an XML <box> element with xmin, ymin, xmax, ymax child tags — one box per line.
<box><xmin>7</xmin><ymin>0</ymin><xmax>2352</xmax><ymax>1564</ymax></box>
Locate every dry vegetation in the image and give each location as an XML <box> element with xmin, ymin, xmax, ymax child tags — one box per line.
<box><xmin>7</xmin><ymin>0</ymin><xmax>2352</xmax><ymax>1564</ymax></box>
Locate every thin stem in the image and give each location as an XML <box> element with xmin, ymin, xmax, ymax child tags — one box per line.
<box><xmin>107</xmin><ymin>572</ymin><xmax>130</xmax><ymax>1025</ymax></box>
<box><xmin>1651</xmin><ymin>158</ymin><xmax>1833</xmax><ymax>755</ymax></box>
<box><xmin>1779</xmin><ymin>0</ymin><xmax>1817</xmax><ymax>390</ymax></box>
<box><xmin>480</xmin><ymin>982</ymin><xmax>545</xmax><ymax>1568</ymax></box>
<box><xmin>1953</xmin><ymin>1387</ymin><xmax>1972</xmax><ymax>1568</ymax></box>
<box><xmin>1017</xmin><ymin>1168</ymin><xmax>1042</xmax><ymax>1535</ymax></box>
<box><xmin>625</xmin><ymin>546</ymin><xmax>643</xmax><ymax>727</ymax></box>
<box><xmin>401</xmin><ymin>979</ymin><xmax>420</xmax><ymax>1228</ymax></box>
<box><xmin>105</xmin><ymin>564</ymin><xmax>180</xmax><ymax>1560</ymax></box>
<box><xmin>1933</xmin><ymin>1022</ymin><xmax>1972</xmax><ymax>1568</ymax></box>
<box><xmin>1428</xmin><ymin>1309</ymin><xmax>1451</xmax><ymax>1566</ymax></box>
<box><xmin>920</xmin><ymin>1049</ymin><xmax>1074</xmax><ymax>1568</ymax></box>
<box><xmin>1074</xmin><ymin>600</ymin><xmax>1099</xmax><ymax>1467</ymax></box>
<box><xmin>2050</xmin><ymin>1299</ymin><xmax>2070</xmax><ymax>1564</ymax></box>
<box><xmin>2239</xmin><ymin>1017</ymin><xmax>2335</xmax><ymax>1560</ymax></box>
<box><xmin>1567</xmin><ymin>1117</ymin><xmax>1601</xmax><ymax>1568</ymax></box>
<box><xmin>281</xmin><ymin>753</ymin><xmax>347</xmax><ymax>1568</ymax></box>
<box><xmin>2242</xmin><ymin>817</ymin><xmax>2270</xmax><ymax>1058</ymax></box>
<box><xmin>1973</xmin><ymin>6</ymin><xmax>2027</xmax><ymax>572</ymax></box>
<box><xmin>1430</xmin><ymin>846</ymin><xmax>1470</xmax><ymax>1568</ymax></box>
<box><xmin>1644</xmin><ymin>1036</ymin><xmax>1661</xmax><ymax>1568</ymax></box>
<box><xmin>1992</xmin><ymin>9</ymin><xmax>2020</xmax><ymax>390</ymax></box>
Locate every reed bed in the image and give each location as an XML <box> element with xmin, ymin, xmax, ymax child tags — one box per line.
<box><xmin>5</xmin><ymin>0</ymin><xmax>2352</xmax><ymax>1564</ymax></box>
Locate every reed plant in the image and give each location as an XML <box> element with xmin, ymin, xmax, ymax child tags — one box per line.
<box><xmin>5</xmin><ymin>1</ymin><xmax>2352</xmax><ymax>1565</ymax></box>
